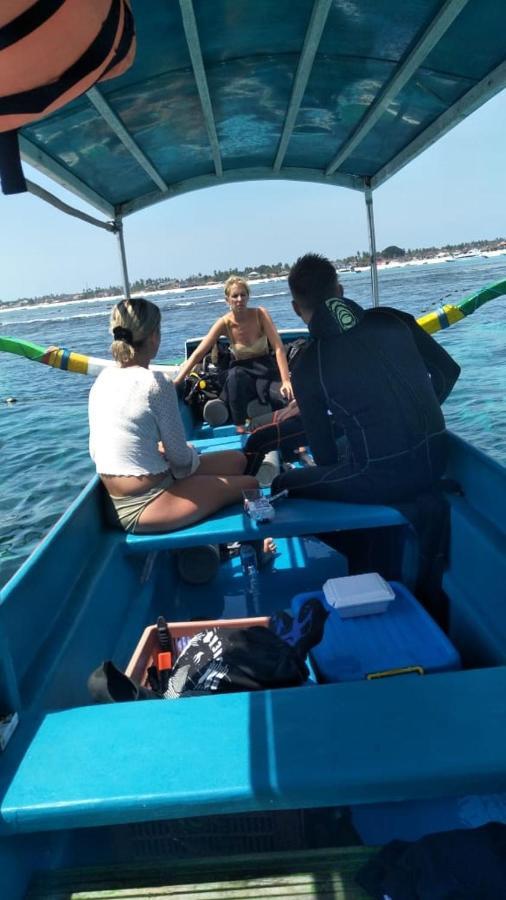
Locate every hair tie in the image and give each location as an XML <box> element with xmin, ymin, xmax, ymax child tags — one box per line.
<box><xmin>113</xmin><ymin>326</ymin><xmax>133</xmax><ymax>345</ymax></box>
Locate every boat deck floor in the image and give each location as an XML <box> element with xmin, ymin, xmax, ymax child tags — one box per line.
<box><xmin>26</xmin><ymin>846</ymin><xmax>376</xmax><ymax>899</ymax></box>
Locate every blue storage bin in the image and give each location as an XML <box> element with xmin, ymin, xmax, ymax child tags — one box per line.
<box><xmin>291</xmin><ymin>581</ymin><xmax>461</xmax><ymax>682</ymax></box>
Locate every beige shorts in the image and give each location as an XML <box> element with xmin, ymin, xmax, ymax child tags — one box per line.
<box><xmin>106</xmin><ymin>472</ymin><xmax>175</xmax><ymax>533</ymax></box>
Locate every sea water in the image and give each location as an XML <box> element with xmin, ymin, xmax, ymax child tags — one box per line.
<box><xmin>0</xmin><ymin>255</ymin><xmax>504</xmax><ymax>587</ymax></box>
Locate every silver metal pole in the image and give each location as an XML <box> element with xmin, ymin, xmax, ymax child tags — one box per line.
<box><xmin>26</xmin><ymin>179</ymin><xmax>115</xmax><ymax>232</ymax></box>
<box><xmin>115</xmin><ymin>217</ymin><xmax>131</xmax><ymax>298</ymax></box>
<box><xmin>364</xmin><ymin>180</ymin><xmax>380</xmax><ymax>307</ymax></box>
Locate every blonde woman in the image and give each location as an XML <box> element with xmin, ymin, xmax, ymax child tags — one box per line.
<box><xmin>88</xmin><ymin>297</ymin><xmax>258</xmax><ymax>533</ymax></box>
<box><xmin>174</xmin><ymin>276</ymin><xmax>294</xmax><ymax>430</ymax></box>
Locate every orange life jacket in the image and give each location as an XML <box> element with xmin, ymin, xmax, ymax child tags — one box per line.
<box><xmin>0</xmin><ymin>0</ymin><xmax>136</xmax><ymax>194</ymax></box>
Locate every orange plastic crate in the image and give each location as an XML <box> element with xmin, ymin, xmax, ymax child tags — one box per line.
<box><xmin>126</xmin><ymin>616</ymin><xmax>270</xmax><ymax>686</ymax></box>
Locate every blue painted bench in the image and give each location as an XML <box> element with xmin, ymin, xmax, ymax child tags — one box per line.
<box><xmin>192</xmin><ymin>433</ymin><xmax>244</xmax><ymax>452</ymax></box>
<box><xmin>192</xmin><ymin>423</ymin><xmax>240</xmax><ymax>442</ymax></box>
<box><xmin>153</xmin><ymin>431</ymin><xmax>410</xmax><ymax>555</ymax></box>
<box><xmin>123</xmin><ymin>498</ymin><xmax>409</xmax><ymax>554</ymax></box>
<box><xmin>3</xmin><ymin>666</ymin><xmax>506</xmax><ymax>834</ymax></box>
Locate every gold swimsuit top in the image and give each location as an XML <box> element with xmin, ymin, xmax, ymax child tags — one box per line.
<box><xmin>224</xmin><ymin>309</ymin><xmax>270</xmax><ymax>360</ymax></box>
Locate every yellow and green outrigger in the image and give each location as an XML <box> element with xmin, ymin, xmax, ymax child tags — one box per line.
<box><xmin>1</xmin><ymin>277</ymin><xmax>505</xmax><ymax>378</ymax></box>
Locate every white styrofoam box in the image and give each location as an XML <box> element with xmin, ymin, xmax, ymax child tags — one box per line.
<box><xmin>322</xmin><ymin>573</ymin><xmax>395</xmax><ymax>618</ymax></box>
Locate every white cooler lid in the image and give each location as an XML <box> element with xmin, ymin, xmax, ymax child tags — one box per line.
<box><xmin>323</xmin><ymin>573</ymin><xmax>395</xmax><ymax>610</ymax></box>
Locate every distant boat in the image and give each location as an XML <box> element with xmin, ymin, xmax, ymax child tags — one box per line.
<box><xmin>453</xmin><ymin>249</ymin><xmax>482</xmax><ymax>259</ymax></box>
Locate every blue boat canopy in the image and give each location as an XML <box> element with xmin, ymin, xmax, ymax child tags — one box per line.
<box><xmin>19</xmin><ymin>0</ymin><xmax>506</xmax><ymax>218</ymax></box>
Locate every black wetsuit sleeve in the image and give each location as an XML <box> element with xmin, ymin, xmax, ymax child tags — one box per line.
<box><xmin>389</xmin><ymin>308</ymin><xmax>461</xmax><ymax>404</ymax></box>
<box><xmin>292</xmin><ymin>351</ymin><xmax>340</xmax><ymax>466</ymax></box>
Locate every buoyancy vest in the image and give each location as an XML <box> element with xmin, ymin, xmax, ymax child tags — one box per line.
<box><xmin>0</xmin><ymin>0</ymin><xmax>136</xmax><ymax>194</ymax></box>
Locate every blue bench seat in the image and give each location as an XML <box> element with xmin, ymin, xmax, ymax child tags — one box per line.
<box><xmin>192</xmin><ymin>423</ymin><xmax>240</xmax><ymax>442</ymax></box>
<box><xmin>124</xmin><ymin>498</ymin><xmax>408</xmax><ymax>554</ymax></box>
<box><xmin>192</xmin><ymin>433</ymin><xmax>245</xmax><ymax>452</ymax></box>
<box><xmin>3</xmin><ymin>667</ymin><xmax>506</xmax><ymax>834</ymax></box>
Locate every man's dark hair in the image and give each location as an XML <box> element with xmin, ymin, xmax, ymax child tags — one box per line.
<box><xmin>288</xmin><ymin>253</ymin><xmax>339</xmax><ymax>310</ymax></box>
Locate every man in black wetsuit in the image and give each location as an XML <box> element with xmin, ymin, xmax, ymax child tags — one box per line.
<box><xmin>245</xmin><ymin>252</ymin><xmax>461</xmax><ymax>505</ymax></box>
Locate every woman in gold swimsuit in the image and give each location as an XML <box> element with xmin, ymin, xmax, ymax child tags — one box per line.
<box><xmin>174</xmin><ymin>276</ymin><xmax>294</xmax><ymax>429</ymax></box>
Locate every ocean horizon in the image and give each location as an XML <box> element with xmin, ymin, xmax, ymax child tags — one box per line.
<box><xmin>1</xmin><ymin>254</ymin><xmax>505</xmax><ymax>588</ymax></box>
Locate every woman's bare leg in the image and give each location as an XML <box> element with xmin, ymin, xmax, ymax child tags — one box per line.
<box><xmin>197</xmin><ymin>449</ymin><xmax>247</xmax><ymax>476</ymax></box>
<box><xmin>135</xmin><ymin>472</ymin><xmax>257</xmax><ymax>533</ymax></box>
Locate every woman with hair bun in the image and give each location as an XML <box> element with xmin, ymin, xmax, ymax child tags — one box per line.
<box><xmin>88</xmin><ymin>297</ymin><xmax>257</xmax><ymax>533</ymax></box>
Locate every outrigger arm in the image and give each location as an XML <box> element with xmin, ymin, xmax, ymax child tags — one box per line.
<box><xmin>364</xmin><ymin>178</ymin><xmax>380</xmax><ymax>307</ymax></box>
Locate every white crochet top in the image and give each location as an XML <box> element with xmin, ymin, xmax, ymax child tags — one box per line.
<box><xmin>88</xmin><ymin>366</ymin><xmax>199</xmax><ymax>478</ymax></box>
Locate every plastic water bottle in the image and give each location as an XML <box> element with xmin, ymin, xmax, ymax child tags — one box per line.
<box><xmin>240</xmin><ymin>544</ymin><xmax>260</xmax><ymax>616</ymax></box>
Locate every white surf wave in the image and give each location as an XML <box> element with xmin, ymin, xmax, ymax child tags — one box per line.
<box><xmin>255</xmin><ymin>290</ymin><xmax>289</xmax><ymax>299</ymax></box>
<box><xmin>1</xmin><ymin>309</ymin><xmax>110</xmax><ymax>327</ymax></box>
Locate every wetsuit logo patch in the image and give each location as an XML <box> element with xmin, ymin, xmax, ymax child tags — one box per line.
<box><xmin>325</xmin><ymin>298</ymin><xmax>358</xmax><ymax>332</ymax></box>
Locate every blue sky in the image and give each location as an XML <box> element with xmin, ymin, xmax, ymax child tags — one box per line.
<box><xmin>1</xmin><ymin>90</ymin><xmax>505</xmax><ymax>303</ymax></box>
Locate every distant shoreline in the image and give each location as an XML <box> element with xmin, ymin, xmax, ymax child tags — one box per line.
<box><xmin>2</xmin><ymin>246</ymin><xmax>505</xmax><ymax>312</ymax></box>
<box><xmin>352</xmin><ymin>246</ymin><xmax>506</xmax><ymax>274</ymax></box>
<box><xmin>0</xmin><ymin>274</ymin><xmax>290</xmax><ymax>313</ymax></box>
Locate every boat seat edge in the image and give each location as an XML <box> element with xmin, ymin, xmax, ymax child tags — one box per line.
<box><xmin>3</xmin><ymin>666</ymin><xmax>506</xmax><ymax>835</ymax></box>
<box><xmin>122</xmin><ymin>498</ymin><xmax>408</xmax><ymax>553</ymax></box>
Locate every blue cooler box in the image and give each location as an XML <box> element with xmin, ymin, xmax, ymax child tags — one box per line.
<box><xmin>291</xmin><ymin>581</ymin><xmax>461</xmax><ymax>682</ymax></box>
<box><xmin>292</xmin><ymin>581</ymin><xmax>465</xmax><ymax>843</ymax></box>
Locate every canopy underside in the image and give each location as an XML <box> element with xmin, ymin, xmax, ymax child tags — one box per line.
<box><xmin>19</xmin><ymin>0</ymin><xmax>506</xmax><ymax>219</ymax></box>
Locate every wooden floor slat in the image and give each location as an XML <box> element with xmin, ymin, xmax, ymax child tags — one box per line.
<box><xmin>26</xmin><ymin>847</ymin><xmax>375</xmax><ymax>900</ymax></box>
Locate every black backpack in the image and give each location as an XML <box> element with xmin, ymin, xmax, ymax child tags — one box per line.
<box><xmin>88</xmin><ymin>627</ymin><xmax>309</xmax><ymax>703</ymax></box>
<box><xmin>182</xmin><ymin>342</ymin><xmax>232</xmax><ymax>420</ymax></box>
<box><xmin>163</xmin><ymin>626</ymin><xmax>309</xmax><ymax>698</ymax></box>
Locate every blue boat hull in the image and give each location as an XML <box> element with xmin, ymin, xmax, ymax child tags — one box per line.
<box><xmin>0</xmin><ymin>424</ymin><xmax>505</xmax><ymax>898</ymax></box>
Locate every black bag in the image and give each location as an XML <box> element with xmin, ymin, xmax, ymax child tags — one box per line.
<box><xmin>182</xmin><ymin>369</ymin><xmax>224</xmax><ymax>419</ymax></box>
<box><xmin>165</xmin><ymin>626</ymin><xmax>309</xmax><ymax>698</ymax></box>
<box><xmin>87</xmin><ymin>660</ymin><xmax>161</xmax><ymax>703</ymax></box>
<box><xmin>182</xmin><ymin>345</ymin><xmax>230</xmax><ymax>420</ymax></box>
<box><xmin>87</xmin><ymin>628</ymin><xmax>308</xmax><ymax>704</ymax></box>
<box><xmin>285</xmin><ymin>337</ymin><xmax>309</xmax><ymax>372</ymax></box>
<box><xmin>87</xmin><ymin>598</ymin><xmax>329</xmax><ymax>704</ymax></box>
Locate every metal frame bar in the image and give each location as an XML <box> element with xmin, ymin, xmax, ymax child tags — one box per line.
<box><xmin>325</xmin><ymin>0</ymin><xmax>470</xmax><ymax>175</ymax></box>
<box><xmin>273</xmin><ymin>0</ymin><xmax>332</xmax><ymax>172</ymax></box>
<box><xmin>372</xmin><ymin>58</ymin><xmax>506</xmax><ymax>188</ymax></box>
<box><xmin>87</xmin><ymin>87</ymin><xmax>169</xmax><ymax>193</ymax></box>
<box><xmin>115</xmin><ymin>218</ymin><xmax>131</xmax><ymax>298</ymax></box>
<box><xmin>179</xmin><ymin>0</ymin><xmax>223</xmax><ymax>177</ymax></box>
<box><xmin>20</xmin><ymin>135</ymin><xmax>115</xmax><ymax>217</ymax></box>
<box><xmin>26</xmin><ymin>180</ymin><xmax>115</xmax><ymax>231</ymax></box>
<box><xmin>120</xmin><ymin>166</ymin><xmax>363</xmax><ymax>217</ymax></box>
<box><xmin>25</xmin><ymin>176</ymin><xmax>131</xmax><ymax>300</ymax></box>
<box><xmin>364</xmin><ymin>182</ymin><xmax>380</xmax><ymax>307</ymax></box>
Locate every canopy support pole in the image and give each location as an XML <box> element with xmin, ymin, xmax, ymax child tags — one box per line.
<box><xmin>364</xmin><ymin>181</ymin><xmax>380</xmax><ymax>307</ymax></box>
<box><xmin>114</xmin><ymin>217</ymin><xmax>131</xmax><ymax>299</ymax></box>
